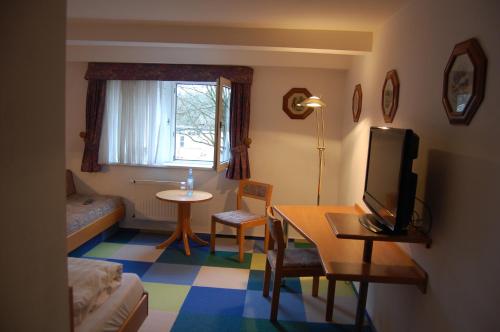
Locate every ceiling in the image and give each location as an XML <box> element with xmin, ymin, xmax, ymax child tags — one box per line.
<box><xmin>67</xmin><ymin>0</ymin><xmax>411</xmax><ymax>31</ymax></box>
<box><xmin>66</xmin><ymin>0</ymin><xmax>412</xmax><ymax>69</ymax></box>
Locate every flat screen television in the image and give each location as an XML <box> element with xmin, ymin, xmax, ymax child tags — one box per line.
<box><xmin>360</xmin><ymin>127</ymin><xmax>419</xmax><ymax>233</ymax></box>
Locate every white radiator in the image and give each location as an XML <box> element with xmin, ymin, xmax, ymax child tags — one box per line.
<box><xmin>131</xmin><ymin>179</ymin><xmax>178</xmax><ymax>221</ymax></box>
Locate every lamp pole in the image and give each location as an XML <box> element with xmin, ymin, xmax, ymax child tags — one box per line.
<box><xmin>315</xmin><ymin>106</ymin><xmax>326</xmax><ymax>206</ymax></box>
<box><xmin>299</xmin><ymin>96</ymin><xmax>326</xmax><ymax>206</ymax></box>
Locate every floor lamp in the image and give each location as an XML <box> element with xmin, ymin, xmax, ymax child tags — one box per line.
<box><xmin>299</xmin><ymin>96</ymin><xmax>326</xmax><ymax>206</ymax></box>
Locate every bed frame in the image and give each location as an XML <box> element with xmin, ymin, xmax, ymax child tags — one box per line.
<box><xmin>66</xmin><ymin>169</ymin><xmax>126</xmax><ymax>253</ymax></box>
<box><xmin>66</xmin><ymin>205</ymin><xmax>126</xmax><ymax>253</ymax></box>
<box><xmin>69</xmin><ymin>287</ymin><xmax>148</xmax><ymax>332</ymax></box>
<box><xmin>118</xmin><ymin>292</ymin><xmax>149</xmax><ymax>332</ymax></box>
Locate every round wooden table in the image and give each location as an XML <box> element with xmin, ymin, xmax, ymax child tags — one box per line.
<box><xmin>155</xmin><ymin>190</ymin><xmax>213</xmax><ymax>255</ymax></box>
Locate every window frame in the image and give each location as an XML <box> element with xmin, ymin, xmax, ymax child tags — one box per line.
<box><xmin>173</xmin><ymin>81</ymin><xmax>217</xmax><ymax>164</ymax></box>
<box><xmin>214</xmin><ymin>76</ymin><xmax>232</xmax><ymax>172</ymax></box>
<box><xmin>99</xmin><ymin>79</ymin><xmax>231</xmax><ymax>170</ymax></box>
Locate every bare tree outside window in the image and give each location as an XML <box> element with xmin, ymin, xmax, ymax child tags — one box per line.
<box><xmin>175</xmin><ymin>84</ymin><xmax>217</xmax><ymax>161</ymax></box>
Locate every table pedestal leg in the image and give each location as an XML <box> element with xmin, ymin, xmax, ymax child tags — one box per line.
<box><xmin>156</xmin><ymin>217</ymin><xmax>182</xmax><ymax>250</ymax></box>
<box><xmin>354</xmin><ymin>239</ymin><xmax>373</xmax><ymax>332</ymax></box>
<box><xmin>156</xmin><ymin>202</ymin><xmax>208</xmax><ymax>255</ymax></box>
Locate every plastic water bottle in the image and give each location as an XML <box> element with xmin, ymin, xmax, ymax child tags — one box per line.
<box><xmin>186</xmin><ymin>168</ymin><xmax>194</xmax><ymax>196</ymax></box>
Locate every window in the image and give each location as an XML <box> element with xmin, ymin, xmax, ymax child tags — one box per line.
<box><xmin>99</xmin><ymin>78</ymin><xmax>231</xmax><ymax>169</ymax></box>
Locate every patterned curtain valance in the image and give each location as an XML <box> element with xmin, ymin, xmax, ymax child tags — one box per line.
<box><xmin>85</xmin><ymin>62</ymin><xmax>254</xmax><ymax>84</ymax></box>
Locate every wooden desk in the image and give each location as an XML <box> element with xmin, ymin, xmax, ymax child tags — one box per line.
<box><xmin>273</xmin><ymin>205</ymin><xmax>429</xmax><ymax>331</ymax></box>
<box><xmin>156</xmin><ymin>190</ymin><xmax>213</xmax><ymax>256</ymax></box>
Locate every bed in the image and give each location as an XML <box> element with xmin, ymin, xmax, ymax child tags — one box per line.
<box><xmin>66</xmin><ymin>170</ymin><xmax>126</xmax><ymax>253</ymax></box>
<box><xmin>68</xmin><ymin>258</ymin><xmax>148</xmax><ymax>332</ymax></box>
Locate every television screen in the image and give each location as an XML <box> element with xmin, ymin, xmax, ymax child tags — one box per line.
<box><xmin>362</xmin><ymin>127</ymin><xmax>418</xmax><ymax>232</ymax></box>
<box><xmin>365</xmin><ymin>130</ymin><xmax>405</xmax><ymax>223</ymax></box>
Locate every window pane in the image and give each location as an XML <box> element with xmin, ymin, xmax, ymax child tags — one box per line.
<box><xmin>219</xmin><ymin>85</ymin><xmax>231</xmax><ymax>163</ymax></box>
<box><xmin>175</xmin><ymin>84</ymin><xmax>216</xmax><ymax>162</ymax></box>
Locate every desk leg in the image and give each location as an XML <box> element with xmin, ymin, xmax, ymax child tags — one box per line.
<box><xmin>325</xmin><ymin>277</ymin><xmax>336</xmax><ymax>322</ymax></box>
<box><xmin>355</xmin><ymin>239</ymin><xmax>373</xmax><ymax>331</ymax></box>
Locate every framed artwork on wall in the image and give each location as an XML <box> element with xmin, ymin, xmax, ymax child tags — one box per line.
<box><xmin>282</xmin><ymin>88</ymin><xmax>313</xmax><ymax>119</ymax></box>
<box><xmin>442</xmin><ymin>38</ymin><xmax>487</xmax><ymax>125</ymax></box>
<box><xmin>381</xmin><ymin>70</ymin><xmax>400</xmax><ymax>123</ymax></box>
<box><xmin>352</xmin><ymin>84</ymin><xmax>362</xmax><ymax>122</ymax></box>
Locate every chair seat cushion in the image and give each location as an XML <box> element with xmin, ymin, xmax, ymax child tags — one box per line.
<box><xmin>212</xmin><ymin>210</ymin><xmax>263</xmax><ymax>226</ymax></box>
<box><xmin>267</xmin><ymin>248</ymin><xmax>323</xmax><ymax>269</ymax></box>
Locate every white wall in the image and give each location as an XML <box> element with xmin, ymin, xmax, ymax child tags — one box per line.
<box><xmin>338</xmin><ymin>0</ymin><xmax>500</xmax><ymax>331</ymax></box>
<box><xmin>1</xmin><ymin>1</ymin><xmax>69</xmax><ymax>331</ymax></box>
<box><xmin>66</xmin><ymin>63</ymin><xmax>345</xmax><ymax>237</ymax></box>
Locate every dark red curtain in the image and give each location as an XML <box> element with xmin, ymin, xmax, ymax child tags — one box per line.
<box><xmin>226</xmin><ymin>83</ymin><xmax>251</xmax><ymax>180</ymax></box>
<box><xmin>85</xmin><ymin>62</ymin><xmax>253</xmax><ymax>84</ymax></box>
<box><xmin>81</xmin><ymin>80</ymin><xmax>106</xmax><ymax>172</ymax></box>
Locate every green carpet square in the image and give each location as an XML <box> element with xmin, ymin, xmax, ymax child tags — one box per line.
<box><xmin>300</xmin><ymin>277</ymin><xmax>355</xmax><ymax>297</ymax></box>
<box><xmin>205</xmin><ymin>251</ymin><xmax>252</xmax><ymax>269</ymax></box>
<box><xmin>143</xmin><ymin>282</ymin><xmax>190</xmax><ymax>312</ymax></box>
<box><xmin>250</xmin><ymin>253</ymin><xmax>266</xmax><ymax>270</ymax></box>
<box><xmin>293</xmin><ymin>239</ymin><xmax>314</xmax><ymax>248</ymax></box>
<box><xmin>83</xmin><ymin>242</ymin><xmax>124</xmax><ymax>258</ymax></box>
<box><xmin>156</xmin><ymin>247</ymin><xmax>209</xmax><ymax>266</ymax></box>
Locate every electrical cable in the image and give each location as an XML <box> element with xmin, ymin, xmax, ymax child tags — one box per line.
<box><xmin>411</xmin><ymin>197</ymin><xmax>433</xmax><ymax>235</ymax></box>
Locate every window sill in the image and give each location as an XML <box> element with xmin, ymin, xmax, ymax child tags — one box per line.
<box><xmin>102</xmin><ymin>161</ymin><xmax>214</xmax><ymax>170</ymax></box>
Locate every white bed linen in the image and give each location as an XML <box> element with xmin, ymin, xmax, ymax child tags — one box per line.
<box><xmin>68</xmin><ymin>258</ymin><xmax>123</xmax><ymax>325</ymax></box>
<box><xmin>76</xmin><ymin>273</ymin><xmax>144</xmax><ymax>332</ymax></box>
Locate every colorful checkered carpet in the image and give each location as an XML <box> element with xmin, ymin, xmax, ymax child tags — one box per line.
<box><xmin>69</xmin><ymin>229</ymin><xmax>372</xmax><ymax>332</ymax></box>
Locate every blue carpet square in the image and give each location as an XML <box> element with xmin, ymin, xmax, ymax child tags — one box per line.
<box><xmin>242</xmin><ymin>317</ymin><xmax>311</xmax><ymax>332</ymax></box>
<box><xmin>180</xmin><ymin>286</ymin><xmax>246</xmax><ymax>317</ymax></box>
<box><xmin>243</xmin><ymin>290</ymin><xmax>307</xmax><ymax>321</ymax></box>
<box><xmin>247</xmin><ymin>270</ymin><xmax>266</xmax><ymax>291</ymax></box>
<box><xmin>105</xmin><ymin>258</ymin><xmax>152</xmax><ymax>277</ymax></box>
<box><xmin>247</xmin><ymin>271</ymin><xmax>302</xmax><ymax>294</ymax></box>
<box><xmin>172</xmin><ymin>313</ymin><xmax>242</xmax><ymax>332</ymax></box>
<box><xmin>280</xmin><ymin>277</ymin><xmax>303</xmax><ymax>294</ymax></box>
<box><xmin>142</xmin><ymin>262</ymin><xmax>201</xmax><ymax>285</ymax></box>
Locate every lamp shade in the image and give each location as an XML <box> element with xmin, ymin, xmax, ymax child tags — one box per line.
<box><xmin>298</xmin><ymin>96</ymin><xmax>326</xmax><ymax>108</ymax></box>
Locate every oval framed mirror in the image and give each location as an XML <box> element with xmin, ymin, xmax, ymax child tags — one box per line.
<box><xmin>381</xmin><ymin>70</ymin><xmax>400</xmax><ymax>123</ymax></box>
<box><xmin>442</xmin><ymin>38</ymin><xmax>487</xmax><ymax>125</ymax></box>
<box><xmin>352</xmin><ymin>84</ymin><xmax>362</xmax><ymax>122</ymax></box>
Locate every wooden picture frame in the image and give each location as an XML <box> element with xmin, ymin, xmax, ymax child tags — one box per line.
<box><xmin>442</xmin><ymin>38</ymin><xmax>487</xmax><ymax>125</ymax></box>
<box><xmin>282</xmin><ymin>88</ymin><xmax>313</xmax><ymax>119</ymax></box>
<box><xmin>381</xmin><ymin>70</ymin><xmax>400</xmax><ymax>123</ymax></box>
<box><xmin>352</xmin><ymin>84</ymin><xmax>362</xmax><ymax>122</ymax></box>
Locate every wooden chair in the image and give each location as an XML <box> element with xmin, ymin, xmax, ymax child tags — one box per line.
<box><xmin>210</xmin><ymin>180</ymin><xmax>273</xmax><ymax>262</ymax></box>
<box><xmin>263</xmin><ymin>206</ymin><xmax>336</xmax><ymax>322</ymax></box>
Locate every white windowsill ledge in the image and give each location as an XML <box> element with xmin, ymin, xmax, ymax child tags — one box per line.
<box><xmin>102</xmin><ymin>160</ymin><xmax>215</xmax><ymax>171</ymax></box>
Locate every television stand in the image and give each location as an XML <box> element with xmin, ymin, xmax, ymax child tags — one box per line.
<box><xmin>358</xmin><ymin>214</ymin><xmax>389</xmax><ymax>234</ymax></box>
<box><xmin>325</xmin><ymin>211</ymin><xmax>431</xmax><ymax>331</ymax></box>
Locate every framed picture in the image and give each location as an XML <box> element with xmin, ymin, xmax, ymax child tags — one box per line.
<box><xmin>352</xmin><ymin>84</ymin><xmax>362</xmax><ymax>122</ymax></box>
<box><xmin>282</xmin><ymin>88</ymin><xmax>313</xmax><ymax>119</ymax></box>
<box><xmin>442</xmin><ymin>38</ymin><xmax>487</xmax><ymax>125</ymax></box>
<box><xmin>381</xmin><ymin>70</ymin><xmax>400</xmax><ymax>123</ymax></box>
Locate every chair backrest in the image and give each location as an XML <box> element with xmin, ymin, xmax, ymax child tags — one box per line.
<box><xmin>237</xmin><ymin>180</ymin><xmax>273</xmax><ymax>214</ymax></box>
<box><xmin>266</xmin><ymin>206</ymin><xmax>286</xmax><ymax>255</ymax></box>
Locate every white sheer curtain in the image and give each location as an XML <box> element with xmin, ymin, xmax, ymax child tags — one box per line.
<box><xmin>99</xmin><ymin>80</ymin><xmax>173</xmax><ymax>166</ymax></box>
